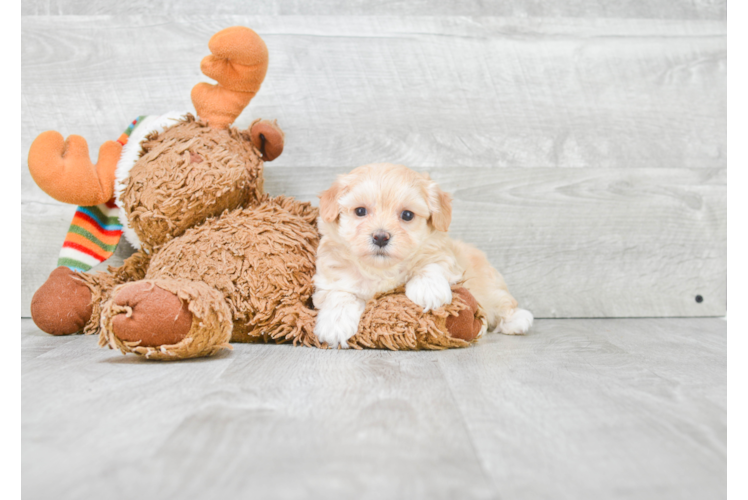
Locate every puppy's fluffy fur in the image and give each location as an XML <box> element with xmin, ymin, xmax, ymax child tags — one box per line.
<box><xmin>313</xmin><ymin>163</ymin><xmax>532</xmax><ymax>348</ymax></box>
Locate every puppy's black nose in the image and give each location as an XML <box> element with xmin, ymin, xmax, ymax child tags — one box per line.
<box><xmin>372</xmin><ymin>231</ymin><xmax>391</xmax><ymax>248</ymax></box>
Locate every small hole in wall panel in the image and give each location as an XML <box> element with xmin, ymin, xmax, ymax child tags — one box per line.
<box><xmin>695</xmin><ymin>295</ymin><xmax>704</xmax><ymax>303</ymax></box>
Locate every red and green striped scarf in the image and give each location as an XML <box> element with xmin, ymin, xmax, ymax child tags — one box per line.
<box><xmin>58</xmin><ymin>116</ymin><xmax>145</xmax><ymax>271</ymax></box>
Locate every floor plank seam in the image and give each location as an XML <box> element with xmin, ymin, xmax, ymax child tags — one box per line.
<box><xmin>434</xmin><ymin>355</ymin><xmax>500</xmax><ymax>498</ymax></box>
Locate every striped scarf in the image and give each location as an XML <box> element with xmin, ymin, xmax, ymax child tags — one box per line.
<box><xmin>58</xmin><ymin>116</ymin><xmax>146</xmax><ymax>271</ymax></box>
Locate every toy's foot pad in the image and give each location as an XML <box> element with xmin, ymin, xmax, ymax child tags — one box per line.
<box><xmin>446</xmin><ymin>287</ymin><xmax>484</xmax><ymax>341</ymax></box>
<box><xmin>31</xmin><ymin>266</ymin><xmax>93</xmax><ymax>335</ymax></box>
<box><xmin>111</xmin><ymin>282</ymin><xmax>192</xmax><ymax>347</ymax></box>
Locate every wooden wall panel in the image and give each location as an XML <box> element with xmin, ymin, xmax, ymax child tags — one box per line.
<box><xmin>263</xmin><ymin>166</ymin><xmax>726</xmax><ymax>318</ymax></box>
<box><xmin>21</xmin><ymin>16</ymin><xmax>726</xmax><ymax>318</ymax></box>
<box><xmin>21</xmin><ymin>17</ymin><xmax>726</xmax><ymax>173</ymax></box>
<box><xmin>21</xmin><ymin>1</ymin><xmax>726</xmax><ymax>19</ymax></box>
<box><xmin>22</xmin><ymin>164</ymin><xmax>726</xmax><ymax>318</ymax></box>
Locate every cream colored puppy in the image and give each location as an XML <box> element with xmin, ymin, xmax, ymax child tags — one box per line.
<box><xmin>313</xmin><ymin>163</ymin><xmax>533</xmax><ymax>348</ymax></box>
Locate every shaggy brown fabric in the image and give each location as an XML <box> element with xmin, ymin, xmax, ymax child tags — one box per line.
<box><xmin>100</xmin><ymin>279</ymin><xmax>233</xmax><ymax>360</ymax></box>
<box><xmin>120</xmin><ymin>115</ymin><xmax>264</xmax><ymax>250</ymax></box>
<box><xmin>109</xmin><ymin>249</ymin><xmax>152</xmax><ymax>284</ymax></box>
<box><xmin>110</xmin><ymin>282</ymin><xmax>193</xmax><ymax>347</ymax></box>
<box><xmin>145</xmin><ymin>197</ymin><xmax>320</xmax><ymax>347</ymax></box>
<box><xmin>345</xmin><ymin>285</ymin><xmax>486</xmax><ymax>351</ymax></box>
<box><xmin>268</xmin><ymin>194</ymin><xmax>319</xmax><ymax>227</ymax></box>
<box><xmin>76</xmin><ymin>271</ymin><xmax>116</xmax><ymax>336</ymax></box>
<box><xmin>30</xmin><ymin>267</ymin><xmax>93</xmax><ymax>335</ymax></box>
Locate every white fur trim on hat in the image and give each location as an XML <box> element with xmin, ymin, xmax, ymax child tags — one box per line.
<box><xmin>114</xmin><ymin>112</ymin><xmax>189</xmax><ymax>249</ymax></box>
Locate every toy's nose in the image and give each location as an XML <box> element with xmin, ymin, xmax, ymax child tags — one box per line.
<box><xmin>372</xmin><ymin>231</ymin><xmax>391</xmax><ymax>248</ymax></box>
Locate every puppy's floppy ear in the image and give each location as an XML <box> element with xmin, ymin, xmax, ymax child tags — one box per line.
<box><xmin>426</xmin><ymin>181</ymin><xmax>453</xmax><ymax>232</ymax></box>
<box><xmin>319</xmin><ymin>181</ymin><xmax>342</xmax><ymax>223</ymax></box>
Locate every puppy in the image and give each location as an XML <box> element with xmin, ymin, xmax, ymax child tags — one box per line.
<box><xmin>313</xmin><ymin>163</ymin><xmax>533</xmax><ymax>348</ymax></box>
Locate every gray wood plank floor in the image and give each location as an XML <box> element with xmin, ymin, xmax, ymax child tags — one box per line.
<box><xmin>21</xmin><ymin>15</ymin><xmax>727</xmax><ymax>318</ymax></box>
<box><xmin>22</xmin><ymin>317</ymin><xmax>726</xmax><ymax>500</ymax></box>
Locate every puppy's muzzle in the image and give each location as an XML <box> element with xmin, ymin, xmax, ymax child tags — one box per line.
<box><xmin>372</xmin><ymin>231</ymin><xmax>391</xmax><ymax>248</ymax></box>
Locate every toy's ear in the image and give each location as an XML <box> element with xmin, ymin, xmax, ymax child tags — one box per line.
<box><xmin>249</xmin><ymin>119</ymin><xmax>284</xmax><ymax>161</ymax></box>
<box><xmin>319</xmin><ymin>181</ymin><xmax>344</xmax><ymax>223</ymax></box>
<box><xmin>425</xmin><ymin>181</ymin><xmax>453</xmax><ymax>232</ymax></box>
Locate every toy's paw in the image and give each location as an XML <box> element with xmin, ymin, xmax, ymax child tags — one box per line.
<box><xmin>111</xmin><ymin>282</ymin><xmax>193</xmax><ymax>347</ymax></box>
<box><xmin>31</xmin><ymin>267</ymin><xmax>92</xmax><ymax>335</ymax></box>
<box><xmin>406</xmin><ymin>271</ymin><xmax>452</xmax><ymax>312</ymax></box>
<box><xmin>446</xmin><ymin>287</ymin><xmax>484</xmax><ymax>341</ymax></box>
<box><xmin>495</xmin><ymin>308</ymin><xmax>533</xmax><ymax>335</ymax></box>
<box><xmin>314</xmin><ymin>296</ymin><xmax>365</xmax><ymax>349</ymax></box>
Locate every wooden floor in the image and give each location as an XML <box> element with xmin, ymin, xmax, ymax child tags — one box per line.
<box><xmin>22</xmin><ymin>317</ymin><xmax>726</xmax><ymax>500</ymax></box>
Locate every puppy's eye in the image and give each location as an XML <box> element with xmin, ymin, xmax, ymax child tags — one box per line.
<box><xmin>355</xmin><ymin>207</ymin><xmax>367</xmax><ymax>217</ymax></box>
<box><xmin>401</xmin><ymin>210</ymin><xmax>414</xmax><ymax>221</ymax></box>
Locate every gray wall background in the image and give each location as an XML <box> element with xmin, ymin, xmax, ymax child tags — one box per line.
<box><xmin>21</xmin><ymin>1</ymin><xmax>726</xmax><ymax>318</ymax></box>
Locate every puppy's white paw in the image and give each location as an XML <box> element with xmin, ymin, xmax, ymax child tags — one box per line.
<box><xmin>314</xmin><ymin>296</ymin><xmax>365</xmax><ymax>349</ymax></box>
<box><xmin>495</xmin><ymin>308</ymin><xmax>533</xmax><ymax>335</ymax></box>
<box><xmin>406</xmin><ymin>272</ymin><xmax>453</xmax><ymax>312</ymax></box>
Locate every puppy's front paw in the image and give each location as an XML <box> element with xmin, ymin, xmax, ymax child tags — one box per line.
<box><xmin>496</xmin><ymin>308</ymin><xmax>533</xmax><ymax>335</ymax></box>
<box><xmin>405</xmin><ymin>273</ymin><xmax>452</xmax><ymax>312</ymax></box>
<box><xmin>314</xmin><ymin>297</ymin><xmax>365</xmax><ymax>349</ymax></box>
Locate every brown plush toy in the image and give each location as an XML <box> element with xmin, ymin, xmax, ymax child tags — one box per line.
<box><xmin>27</xmin><ymin>26</ymin><xmax>486</xmax><ymax>360</ymax></box>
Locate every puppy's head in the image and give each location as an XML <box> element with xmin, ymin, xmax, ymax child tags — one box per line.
<box><xmin>318</xmin><ymin>163</ymin><xmax>452</xmax><ymax>267</ymax></box>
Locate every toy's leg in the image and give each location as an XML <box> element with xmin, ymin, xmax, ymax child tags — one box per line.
<box><xmin>108</xmin><ymin>248</ymin><xmax>151</xmax><ymax>284</ymax></box>
<box><xmin>346</xmin><ymin>285</ymin><xmax>486</xmax><ymax>350</ymax></box>
<box><xmin>30</xmin><ymin>267</ymin><xmax>94</xmax><ymax>335</ymax></box>
<box><xmin>99</xmin><ymin>278</ymin><xmax>232</xmax><ymax>360</ymax></box>
<box><xmin>231</xmin><ymin>302</ymin><xmax>319</xmax><ymax>348</ymax></box>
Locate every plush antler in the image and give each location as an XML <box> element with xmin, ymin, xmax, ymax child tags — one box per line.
<box><xmin>27</xmin><ymin>131</ymin><xmax>122</xmax><ymax>206</ymax></box>
<box><xmin>191</xmin><ymin>26</ymin><xmax>269</xmax><ymax>130</ymax></box>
